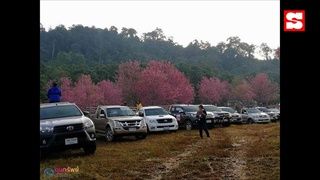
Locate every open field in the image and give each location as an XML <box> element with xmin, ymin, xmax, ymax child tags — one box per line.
<box><xmin>40</xmin><ymin>123</ymin><xmax>280</xmax><ymax>180</ymax></box>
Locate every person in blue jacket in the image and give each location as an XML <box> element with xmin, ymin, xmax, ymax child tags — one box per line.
<box><xmin>47</xmin><ymin>82</ymin><xmax>61</xmax><ymax>103</ymax></box>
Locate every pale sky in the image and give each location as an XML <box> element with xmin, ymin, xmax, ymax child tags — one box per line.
<box><xmin>40</xmin><ymin>0</ymin><xmax>280</xmax><ymax>49</ymax></box>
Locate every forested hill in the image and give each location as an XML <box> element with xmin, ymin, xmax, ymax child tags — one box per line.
<box><xmin>40</xmin><ymin>24</ymin><xmax>279</xmax><ymax>89</ymax></box>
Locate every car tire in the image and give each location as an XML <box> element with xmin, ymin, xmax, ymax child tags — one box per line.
<box><xmin>136</xmin><ymin>134</ymin><xmax>147</xmax><ymax>139</ymax></box>
<box><xmin>223</xmin><ymin>120</ymin><xmax>231</xmax><ymax>127</ymax></box>
<box><xmin>146</xmin><ymin>124</ymin><xmax>151</xmax><ymax>134</ymax></box>
<box><xmin>105</xmin><ymin>126</ymin><xmax>115</xmax><ymax>142</ymax></box>
<box><xmin>248</xmin><ymin>118</ymin><xmax>254</xmax><ymax>124</ymax></box>
<box><xmin>185</xmin><ymin>120</ymin><xmax>192</xmax><ymax>130</ymax></box>
<box><xmin>83</xmin><ymin>142</ymin><xmax>96</xmax><ymax>155</ymax></box>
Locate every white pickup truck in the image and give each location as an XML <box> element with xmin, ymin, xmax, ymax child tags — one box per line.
<box><xmin>137</xmin><ymin>106</ymin><xmax>178</xmax><ymax>132</ymax></box>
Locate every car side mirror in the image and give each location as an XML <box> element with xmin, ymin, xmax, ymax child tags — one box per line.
<box><xmin>138</xmin><ymin>112</ymin><xmax>144</xmax><ymax>117</ymax></box>
<box><xmin>83</xmin><ymin>111</ymin><xmax>90</xmax><ymax>116</ymax></box>
<box><xmin>99</xmin><ymin>114</ymin><xmax>106</xmax><ymax>118</ymax></box>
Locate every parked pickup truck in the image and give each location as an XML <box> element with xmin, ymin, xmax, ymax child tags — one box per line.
<box><xmin>90</xmin><ymin>105</ymin><xmax>148</xmax><ymax>142</ymax></box>
<box><xmin>256</xmin><ymin>107</ymin><xmax>279</xmax><ymax>122</ymax></box>
<box><xmin>218</xmin><ymin>106</ymin><xmax>244</xmax><ymax>124</ymax></box>
<box><xmin>203</xmin><ymin>105</ymin><xmax>231</xmax><ymax>127</ymax></box>
<box><xmin>169</xmin><ymin>104</ymin><xmax>215</xmax><ymax>130</ymax></box>
<box><xmin>240</xmin><ymin>108</ymin><xmax>271</xmax><ymax>123</ymax></box>
<box><xmin>138</xmin><ymin>106</ymin><xmax>179</xmax><ymax>132</ymax></box>
<box><xmin>40</xmin><ymin>102</ymin><xmax>96</xmax><ymax>156</ymax></box>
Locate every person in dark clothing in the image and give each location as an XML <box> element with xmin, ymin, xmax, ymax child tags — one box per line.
<box><xmin>47</xmin><ymin>82</ymin><xmax>61</xmax><ymax>103</ymax></box>
<box><xmin>196</xmin><ymin>104</ymin><xmax>210</xmax><ymax>138</ymax></box>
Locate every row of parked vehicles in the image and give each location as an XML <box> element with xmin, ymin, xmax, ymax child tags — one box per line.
<box><xmin>40</xmin><ymin>102</ymin><xmax>280</xmax><ymax>156</ymax></box>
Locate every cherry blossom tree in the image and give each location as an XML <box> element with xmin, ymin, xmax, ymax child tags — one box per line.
<box><xmin>116</xmin><ymin>61</ymin><xmax>142</xmax><ymax>105</ymax></box>
<box><xmin>97</xmin><ymin>80</ymin><xmax>122</xmax><ymax>105</ymax></box>
<box><xmin>198</xmin><ymin>77</ymin><xmax>230</xmax><ymax>104</ymax></box>
<box><xmin>59</xmin><ymin>77</ymin><xmax>74</xmax><ymax>102</ymax></box>
<box><xmin>231</xmin><ymin>80</ymin><xmax>256</xmax><ymax>105</ymax></box>
<box><xmin>249</xmin><ymin>73</ymin><xmax>278</xmax><ymax>105</ymax></box>
<box><xmin>72</xmin><ymin>75</ymin><xmax>102</xmax><ymax>109</ymax></box>
<box><xmin>135</xmin><ymin>61</ymin><xmax>194</xmax><ymax>105</ymax></box>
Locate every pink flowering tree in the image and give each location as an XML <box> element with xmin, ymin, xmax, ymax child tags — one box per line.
<box><xmin>135</xmin><ymin>61</ymin><xmax>194</xmax><ymax>105</ymax></box>
<box><xmin>198</xmin><ymin>77</ymin><xmax>230</xmax><ymax>104</ymax></box>
<box><xmin>72</xmin><ymin>75</ymin><xmax>102</xmax><ymax>109</ymax></box>
<box><xmin>97</xmin><ymin>80</ymin><xmax>123</xmax><ymax>105</ymax></box>
<box><xmin>249</xmin><ymin>73</ymin><xmax>278</xmax><ymax>105</ymax></box>
<box><xmin>231</xmin><ymin>80</ymin><xmax>256</xmax><ymax>106</ymax></box>
<box><xmin>116</xmin><ymin>61</ymin><xmax>142</xmax><ymax>105</ymax></box>
<box><xmin>59</xmin><ymin>77</ymin><xmax>74</xmax><ymax>102</ymax></box>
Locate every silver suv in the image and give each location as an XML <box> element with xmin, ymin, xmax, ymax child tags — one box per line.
<box><xmin>40</xmin><ymin>102</ymin><xmax>96</xmax><ymax>156</ymax></box>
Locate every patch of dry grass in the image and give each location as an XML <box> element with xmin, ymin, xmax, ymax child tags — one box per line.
<box><xmin>40</xmin><ymin>123</ymin><xmax>280</xmax><ymax>180</ymax></box>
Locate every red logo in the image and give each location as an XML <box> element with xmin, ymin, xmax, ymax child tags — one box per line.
<box><xmin>284</xmin><ymin>10</ymin><xmax>305</xmax><ymax>32</ymax></box>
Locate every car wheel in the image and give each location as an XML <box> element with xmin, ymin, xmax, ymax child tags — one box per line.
<box><xmin>146</xmin><ymin>124</ymin><xmax>151</xmax><ymax>134</ymax></box>
<box><xmin>185</xmin><ymin>120</ymin><xmax>192</xmax><ymax>130</ymax></box>
<box><xmin>105</xmin><ymin>126</ymin><xmax>115</xmax><ymax>142</ymax></box>
<box><xmin>248</xmin><ymin>118</ymin><xmax>254</xmax><ymax>124</ymax></box>
<box><xmin>223</xmin><ymin>120</ymin><xmax>231</xmax><ymax>127</ymax></box>
<box><xmin>136</xmin><ymin>134</ymin><xmax>147</xmax><ymax>139</ymax></box>
<box><xmin>83</xmin><ymin>142</ymin><xmax>96</xmax><ymax>155</ymax></box>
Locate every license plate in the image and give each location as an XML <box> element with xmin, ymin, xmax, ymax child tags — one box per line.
<box><xmin>206</xmin><ymin>120</ymin><xmax>212</xmax><ymax>123</ymax></box>
<box><xmin>65</xmin><ymin>137</ymin><xmax>78</xmax><ymax>145</ymax></box>
<box><xmin>129</xmin><ymin>128</ymin><xmax>136</xmax><ymax>132</ymax></box>
<box><xmin>163</xmin><ymin>127</ymin><xmax>169</xmax><ymax>130</ymax></box>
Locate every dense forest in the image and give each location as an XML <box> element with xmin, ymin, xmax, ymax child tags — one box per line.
<box><xmin>40</xmin><ymin>24</ymin><xmax>279</xmax><ymax>104</ymax></box>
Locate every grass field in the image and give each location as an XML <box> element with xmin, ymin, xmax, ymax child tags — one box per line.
<box><xmin>40</xmin><ymin>123</ymin><xmax>280</xmax><ymax>180</ymax></box>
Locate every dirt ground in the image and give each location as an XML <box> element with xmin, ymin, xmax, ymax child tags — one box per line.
<box><xmin>40</xmin><ymin>123</ymin><xmax>280</xmax><ymax>180</ymax></box>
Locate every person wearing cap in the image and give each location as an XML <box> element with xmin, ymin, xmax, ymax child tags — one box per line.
<box><xmin>47</xmin><ymin>82</ymin><xmax>61</xmax><ymax>103</ymax></box>
<box><xmin>196</xmin><ymin>104</ymin><xmax>210</xmax><ymax>138</ymax></box>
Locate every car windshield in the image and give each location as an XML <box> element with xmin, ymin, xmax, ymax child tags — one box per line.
<box><xmin>203</xmin><ymin>105</ymin><xmax>221</xmax><ymax>112</ymax></box>
<box><xmin>220</xmin><ymin>107</ymin><xmax>235</xmax><ymax>113</ymax></box>
<box><xmin>257</xmin><ymin>107</ymin><xmax>270</xmax><ymax>112</ymax></box>
<box><xmin>182</xmin><ymin>105</ymin><xmax>198</xmax><ymax>112</ymax></box>
<box><xmin>246</xmin><ymin>108</ymin><xmax>261</xmax><ymax>113</ymax></box>
<box><xmin>145</xmin><ymin>108</ymin><xmax>169</xmax><ymax>116</ymax></box>
<box><xmin>106</xmin><ymin>107</ymin><xmax>135</xmax><ymax>117</ymax></box>
<box><xmin>40</xmin><ymin>105</ymin><xmax>82</xmax><ymax>120</ymax></box>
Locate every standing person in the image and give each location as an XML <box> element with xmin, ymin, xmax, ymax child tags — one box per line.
<box><xmin>47</xmin><ymin>82</ymin><xmax>61</xmax><ymax>103</ymax></box>
<box><xmin>136</xmin><ymin>100</ymin><xmax>143</xmax><ymax>110</ymax></box>
<box><xmin>196</xmin><ymin>104</ymin><xmax>210</xmax><ymax>138</ymax></box>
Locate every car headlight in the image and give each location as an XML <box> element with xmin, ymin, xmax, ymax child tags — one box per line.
<box><xmin>140</xmin><ymin>120</ymin><xmax>147</xmax><ymax>127</ymax></box>
<box><xmin>206</xmin><ymin>113</ymin><xmax>214</xmax><ymax>118</ymax></box>
<box><xmin>40</xmin><ymin>126</ymin><xmax>53</xmax><ymax>133</ymax></box>
<box><xmin>114</xmin><ymin>120</ymin><xmax>122</xmax><ymax>128</ymax></box>
<box><xmin>84</xmin><ymin>120</ymin><xmax>94</xmax><ymax>129</ymax></box>
<box><xmin>190</xmin><ymin>113</ymin><xmax>196</xmax><ymax>117</ymax></box>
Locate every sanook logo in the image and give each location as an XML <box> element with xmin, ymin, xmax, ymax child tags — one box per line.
<box><xmin>284</xmin><ymin>10</ymin><xmax>305</xmax><ymax>32</ymax></box>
